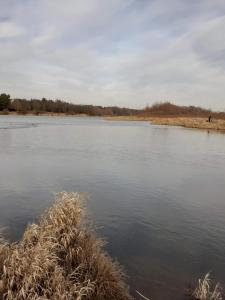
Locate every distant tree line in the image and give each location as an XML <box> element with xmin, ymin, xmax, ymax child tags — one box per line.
<box><xmin>0</xmin><ymin>93</ymin><xmax>139</xmax><ymax>116</ymax></box>
<box><xmin>1</xmin><ymin>94</ymin><xmax>224</xmax><ymax>119</ymax></box>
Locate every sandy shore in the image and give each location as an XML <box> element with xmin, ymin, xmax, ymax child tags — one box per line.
<box><xmin>106</xmin><ymin>116</ymin><xmax>225</xmax><ymax>132</ymax></box>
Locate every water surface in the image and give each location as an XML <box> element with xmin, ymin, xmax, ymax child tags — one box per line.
<box><xmin>0</xmin><ymin>115</ymin><xmax>225</xmax><ymax>299</ymax></box>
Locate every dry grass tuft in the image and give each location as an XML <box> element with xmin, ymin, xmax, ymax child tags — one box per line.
<box><xmin>0</xmin><ymin>192</ymin><xmax>132</xmax><ymax>300</ymax></box>
<box><xmin>192</xmin><ymin>273</ymin><xmax>223</xmax><ymax>300</ymax></box>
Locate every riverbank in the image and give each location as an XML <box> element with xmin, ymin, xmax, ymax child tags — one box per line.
<box><xmin>106</xmin><ymin>116</ymin><xmax>225</xmax><ymax>132</ymax></box>
<box><xmin>150</xmin><ymin>117</ymin><xmax>225</xmax><ymax>132</ymax></box>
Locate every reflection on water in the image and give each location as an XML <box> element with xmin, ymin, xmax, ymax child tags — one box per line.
<box><xmin>0</xmin><ymin>115</ymin><xmax>225</xmax><ymax>300</ymax></box>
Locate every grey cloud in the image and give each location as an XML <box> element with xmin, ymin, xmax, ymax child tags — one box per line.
<box><xmin>0</xmin><ymin>0</ymin><xmax>225</xmax><ymax>110</ymax></box>
<box><xmin>191</xmin><ymin>16</ymin><xmax>225</xmax><ymax>68</ymax></box>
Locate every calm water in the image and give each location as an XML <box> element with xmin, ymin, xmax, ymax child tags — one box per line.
<box><xmin>0</xmin><ymin>115</ymin><xmax>225</xmax><ymax>299</ymax></box>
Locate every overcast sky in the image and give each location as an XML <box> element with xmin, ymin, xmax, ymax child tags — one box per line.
<box><xmin>0</xmin><ymin>0</ymin><xmax>225</xmax><ymax>110</ymax></box>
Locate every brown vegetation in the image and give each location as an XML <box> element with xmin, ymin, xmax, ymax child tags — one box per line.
<box><xmin>148</xmin><ymin>117</ymin><xmax>225</xmax><ymax>132</ymax></box>
<box><xmin>191</xmin><ymin>273</ymin><xmax>222</xmax><ymax>300</ymax></box>
<box><xmin>105</xmin><ymin>115</ymin><xmax>225</xmax><ymax>132</ymax></box>
<box><xmin>105</xmin><ymin>115</ymin><xmax>152</xmax><ymax>121</ymax></box>
<box><xmin>0</xmin><ymin>193</ymin><xmax>132</xmax><ymax>300</ymax></box>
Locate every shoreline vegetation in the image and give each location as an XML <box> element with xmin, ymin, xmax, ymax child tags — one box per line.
<box><xmin>104</xmin><ymin>102</ymin><xmax>225</xmax><ymax>132</ymax></box>
<box><xmin>105</xmin><ymin>116</ymin><xmax>225</xmax><ymax>132</ymax></box>
<box><xmin>0</xmin><ymin>193</ymin><xmax>222</xmax><ymax>299</ymax></box>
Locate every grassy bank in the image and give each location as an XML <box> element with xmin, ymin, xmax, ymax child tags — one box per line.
<box><xmin>106</xmin><ymin>116</ymin><xmax>225</xmax><ymax>132</ymax></box>
<box><xmin>0</xmin><ymin>193</ymin><xmax>132</xmax><ymax>300</ymax></box>
<box><xmin>149</xmin><ymin>117</ymin><xmax>225</xmax><ymax>132</ymax></box>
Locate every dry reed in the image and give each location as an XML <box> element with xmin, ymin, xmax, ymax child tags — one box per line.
<box><xmin>148</xmin><ymin>117</ymin><xmax>225</xmax><ymax>131</ymax></box>
<box><xmin>0</xmin><ymin>192</ymin><xmax>132</xmax><ymax>300</ymax></box>
<box><xmin>192</xmin><ymin>273</ymin><xmax>222</xmax><ymax>300</ymax></box>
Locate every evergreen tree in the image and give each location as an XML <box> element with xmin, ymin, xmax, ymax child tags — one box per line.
<box><xmin>0</xmin><ymin>93</ymin><xmax>11</xmax><ymax>110</ymax></box>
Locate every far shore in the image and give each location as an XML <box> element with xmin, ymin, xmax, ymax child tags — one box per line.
<box><xmin>105</xmin><ymin>115</ymin><xmax>225</xmax><ymax>132</ymax></box>
<box><xmin>2</xmin><ymin>112</ymin><xmax>225</xmax><ymax>132</ymax></box>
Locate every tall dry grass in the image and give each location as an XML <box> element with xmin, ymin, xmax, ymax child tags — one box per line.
<box><xmin>0</xmin><ymin>192</ymin><xmax>132</xmax><ymax>300</ymax></box>
<box><xmin>192</xmin><ymin>273</ymin><xmax>222</xmax><ymax>300</ymax></box>
<box><xmin>148</xmin><ymin>117</ymin><xmax>225</xmax><ymax>131</ymax></box>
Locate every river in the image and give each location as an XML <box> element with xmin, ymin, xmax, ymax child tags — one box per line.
<box><xmin>0</xmin><ymin>115</ymin><xmax>225</xmax><ymax>299</ymax></box>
